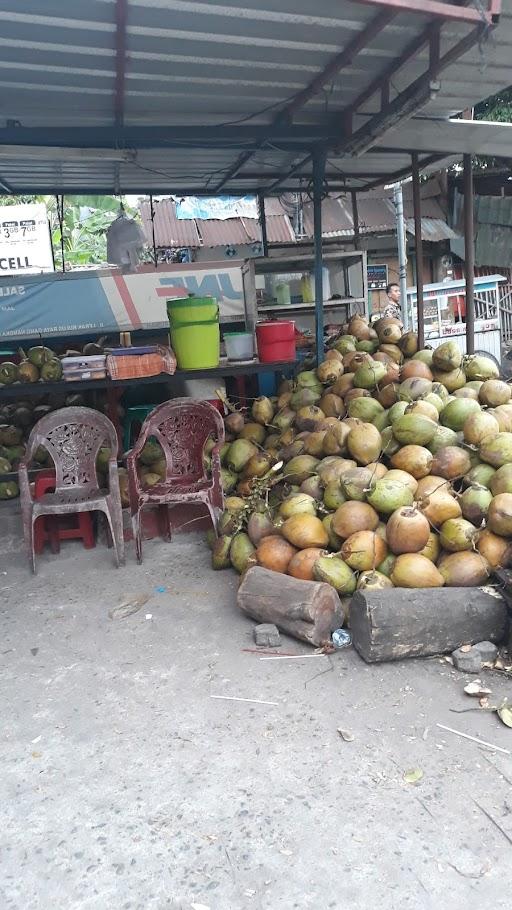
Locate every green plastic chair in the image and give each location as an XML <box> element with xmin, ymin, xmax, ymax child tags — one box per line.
<box><xmin>123</xmin><ymin>405</ymin><xmax>158</xmax><ymax>452</ymax></box>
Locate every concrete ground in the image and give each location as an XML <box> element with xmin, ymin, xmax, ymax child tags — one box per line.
<box><xmin>1</xmin><ymin>515</ymin><xmax>512</xmax><ymax>910</ymax></box>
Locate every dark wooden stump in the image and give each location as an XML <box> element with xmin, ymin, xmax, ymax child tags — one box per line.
<box><xmin>492</xmin><ymin>568</ymin><xmax>512</xmax><ymax>655</ymax></box>
<box><xmin>237</xmin><ymin>566</ymin><xmax>338</xmax><ymax>647</ymax></box>
<box><xmin>350</xmin><ymin>587</ymin><xmax>508</xmax><ymax>663</ymax></box>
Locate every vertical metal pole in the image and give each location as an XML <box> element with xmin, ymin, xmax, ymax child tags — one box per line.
<box><xmin>313</xmin><ymin>148</ymin><xmax>326</xmax><ymax>362</ymax></box>
<box><xmin>393</xmin><ymin>183</ymin><xmax>408</xmax><ymax>329</ymax></box>
<box><xmin>464</xmin><ymin>153</ymin><xmax>475</xmax><ymax>355</ymax></box>
<box><xmin>257</xmin><ymin>191</ymin><xmax>269</xmax><ymax>257</ymax></box>
<box><xmin>411</xmin><ymin>153</ymin><xmax>424</xmax><ymax>347</ymax></box>
<box><xmin>149</xmin><ymin>193</ymin><xmax>158</xmax><ymax>268</ymax></box>
<box><xmin>351</xmin><ymin>190</ymin><xmax>360</xmax><ymax>250</ymax></box>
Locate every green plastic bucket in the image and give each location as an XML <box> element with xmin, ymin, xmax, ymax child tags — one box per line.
<box><xmin>167</xmin><ymin>296</ymin><xmax>220</xmax><ymax>369</ymax></box>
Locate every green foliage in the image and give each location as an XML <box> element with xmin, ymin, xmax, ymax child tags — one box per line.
<box><xmin>0</xmin><ymin>194</ymin><xmax>139</xmax><ymax>267</ymax></box>
<box><xmin>474</xmin><ymin>86</ymin><xmax>512</xmax><ymax>123</ymax></box>
<box><xmin>472</xmin><ymin>86</ymin><xmax>512</xmax><ymax>170</ymax></box>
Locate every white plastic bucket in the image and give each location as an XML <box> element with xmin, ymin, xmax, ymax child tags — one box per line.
<box><xmin>224</xmin><ymin>332</ymin><xmax>254</xmax><ymax>361</ymax></box>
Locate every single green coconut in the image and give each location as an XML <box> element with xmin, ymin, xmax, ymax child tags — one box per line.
<box><xmin>392</xmin><ymin>413</ymin><xmax>437</xmax><ymax>446</ymax></box>
<box><xmin>353</xmin><ymin>360</ymin><xmax>387</xmax><ymax>390</ymax></box>
<box><xmin>464</xmin><ymin>354</ymin><xmax>499</xmax><ymax>382</ymax></box>
<box><xmin>229</xmin><ymin>532</ymin><xmax>256</xmax><ymax>574</ymax></box>
<box><xmin>314</xmin><ymin>554</ymin><xmax>357</xmax><ymax>594</ymax></box>
<box><xmin>0</xmin><ymin>425</ymin><xmax>22</xmax><ymax>446</ymax></box>
<box><xmin>460</xmin><ymin>485</ymin><xmax>493</xmax><ymax>525</ymax></box>
<box><xmin>367</xmin><ymin>477</ymin><xmax>414</xmax><ymax>515</ymax></box>
<box><xmin>427</xmin><ymin>424</ymin><xmax>460</xmax><ymax>454</ymax></box>
<box><xmin>40</xmin><ymin>359</ymin><xmax>63</xmax><ymax>381</ymax></box>
<box><xmin>27</xmin><ymin>346</ymin><xmax>55</xmax><ymax>368</ymax></box>
<box><xmin>439</xmin><ymin>517</ymin><xmax>478</xmax><ymax>552</ymax></box>
<box><xmin>489</xmin><ymin>464</ymin><xmax>512</xmax><ymax>495</ymax></box>
<box><xmin>373</xmin><ymin>409</ymin><xmax>391</xmax><ymax>432</ymax></box>
<box><xmin>226</xmin><ymin>438</ymin><xmax>258</xmax><ymax>472</ymax></box>
<box><xmin>432</xmin><ymin>340</ymin><xmax>462</xmax><ymax>372</ymax></box>
<box><xmin>380</xmin><ymin>426</ymin><xmax>401</xmax><ymax>456</ymax></box>
<box><xmin>0</xmin><ymin>456</ymin><xmax>12</xmax><ymax>474</ymax></box>
<box><xmin>323</xmin><ymin>481</ymin><xmax>347</xmax><ymax>510</ymax></box>
<box><xmin>238</xmin><ymin>422</ymin><xmax>266</xmax><ymax>445</ymax></box>
<box><xmin>284</xmin><ymin>454</ymin><xmax>320</xmax><ymax>484</ymax></box>
<box><xmin>0</xmin><ymin>362</ymin><xmax>18</xmax><ymax>385</ymax></box>
<box><xmin>341</xmin><ymin>467</ymin><xmax>374</xmax><ymax>502</ymax></box>
<box><xmin>334</xmin><ymin>335</ymin><xmax>357</xmax><ymax>354</ymax></box>
<box><xmin>279</xmin><ymin>492</ymin><xmax>317</xmax><ymax>519</ymax></box>
<box><xmin>139</xmin><ymin>439</ymin><xmax>164</xmax><ymax>465</ymax></box>
<box><xmin>251</xmin><ymin>396</ymin><xmax>274</xmax><ymax>425</ymax></box>
<box><xmin>480</xmin><ymin>432</ymin><xmax>512</xmax><ymax>468</ymax></box>
<box><xmin>212</xmin><ymin>535</ymin><xmax>233</xmax><ymax>569</ymax></box>
<box><xmin>347</xmin><ymin>397</ymin><xmax>384</xmax><ymax>422</ymax></box>
<box><xmin>96</xmin><ymin>447</ymin><xmax>111</xmax><ymax>472</ymax></box>
<box><xmin>0</xmin><ymin>480</ymin><xmax>19</xmax><ymax>499</ymax></box>
<box><xmin>220</xmin><ymin>467</ymin><xmax>238</xmax><ymax>492</ymax></box>
<box><xmin>4</xmin><ymin>445</ymin><xmax>24</xmax><ymax>464</ymax></box>
<box><xmin>388</xmin><ymin>400</ymin><xmax>409</xmax><ymax>423</ymax></box>
<box><xmin>440</xmin><ymin>397</ymin><xmax>481</xmax><ymax>432</ymax></box>
<box><xmin>398</xmin><ymin>377</ymin><xmax>433</xmax><ymax>402</ymax></box>
<box><xmin>377</xmin><ymin>553</ymin><xmax>397</xmax><ymax>578</ymax></box>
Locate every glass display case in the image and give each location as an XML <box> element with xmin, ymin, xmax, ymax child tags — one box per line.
<box><xmin>253</xmin><ymin>250</ymin><xmax>368</xmax><ymax>324</ymax></box>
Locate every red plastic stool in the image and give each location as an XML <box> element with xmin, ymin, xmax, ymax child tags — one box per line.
<box><xmin>33</xmin><ymin>471</ymin><xmax>96</xmax><ymax>555</ymax></box>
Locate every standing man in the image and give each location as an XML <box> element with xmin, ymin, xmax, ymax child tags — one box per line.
<box><xmin>382</xmin><ymin>282</ymin><xmax>403</xmax><ymax>325</ymax></box>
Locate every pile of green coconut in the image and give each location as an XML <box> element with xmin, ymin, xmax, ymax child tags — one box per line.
<box><xmin>207</xmin><ymin>313</ymin><xmax>512</xmax><ymax>596</ymax></box>
<box><xmin>0</xmin><ymin>346</ymin><xmax>63</xmax><ymax>386</ymax></box>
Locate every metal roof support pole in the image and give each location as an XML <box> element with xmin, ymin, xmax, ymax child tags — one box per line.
<box><xmin>463</xmin><ymin>153</ymin><xmax>475</xmax><ymax>355</ymax></box>
<box><xmin>411</xmin><ymin>153</ymin><xmax>424</xmax><ymax>348</ymax></box>
<box><xmin>313</xmin><ymin>148</ymin><xmax>326</xmax><ymax>363</ymax></box>
<box><xmin>351</xmin><ymin>191</ymin><xmax>360</xmax><ymax>250</ymax></box>
<box><xmin>257</xmin><ymin>192</ymin><xmax>269</xmax><ymax>258</ymax></box>
<box><xmin>393</xmin><ymin>183</ymin><xmax>408</xmax><ymax>330</ymax></box>
<box><xmin>149</xmin><ymin>194</ymin><xmax>158</xmax><ymax>269</ymax></box>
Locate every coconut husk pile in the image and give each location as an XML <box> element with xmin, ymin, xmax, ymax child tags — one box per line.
<box><xmin>207</xmin><ymin>314</ymin><xmax>512</xmax><ymax>594</ymax></box>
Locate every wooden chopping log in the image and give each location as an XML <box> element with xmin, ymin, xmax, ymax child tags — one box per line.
<box><xmin>237</xmin><ymin>566</ymin><xmax>338</xmax><ymax>647</ymax></box>
<box><xmin>350</xmin><ymin>587</ymin><xmax>508</xmax><ymax>664</ymax></box>
<box><xmin>492</xmin><ymin>568</ymin><xmax>512</xmax><ymax>655</ymax></box>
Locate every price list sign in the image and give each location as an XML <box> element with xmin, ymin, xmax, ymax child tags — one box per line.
<box><xmin>0</xmin><ymin>203</ymin><xmax>54</xmax><ymax>275</ymax></box>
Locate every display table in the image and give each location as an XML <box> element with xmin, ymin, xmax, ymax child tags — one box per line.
<box><xmin>0</xmin><ymin>359</ymin><xmax>298</xmax><ymax>447</ymax></box>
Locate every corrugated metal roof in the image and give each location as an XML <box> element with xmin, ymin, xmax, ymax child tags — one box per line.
<box><xmin>405</xmin><ymin>217</ymin><xmax>458</xmax><ymax>241</ymax></box>
<box><xmin>138</xmin><ymin>196</ymin><xmax>295</xmax><ymax>247</ymax></box>
<box><xmin>136</xmin><ymin>181</ymin><xmax>455</xmax><ymax>248</ymax></box>
<box><xmin>139</xmin><ymin>198</ymin><xmax>200</xmax><ymax>247</ymax></box>
<box><xmin>3</xmin><ymin>1</ymin><xmax>508</xmax><ymax>194</ymax></box>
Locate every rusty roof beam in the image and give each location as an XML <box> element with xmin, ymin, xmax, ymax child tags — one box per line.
<box><xmin>338</xmin><ymin>20</ymin><xmax>491</xmax><ymax>156</ymax></box>
<box><xmin>361</xmin><ymin>153</ymin><xmax>447</xmax><ymax>190</ymax></box>
<box><xmin>213</xmin><ymin>7</ymin><xmax>395</xmax><ymax>192</ymax></box>
<box><xmin>351</xmin><ymin>0</ymin><xmax>500</xmax><ymax>25</ymax></box>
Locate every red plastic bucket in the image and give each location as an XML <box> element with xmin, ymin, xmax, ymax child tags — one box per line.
<box><xmin>256</xmin><ymin>320</ymin><xmax>296</xmax><ymax>363</ymax></box>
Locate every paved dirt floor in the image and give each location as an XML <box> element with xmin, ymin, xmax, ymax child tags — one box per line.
<box><xmin>1</xmin><ymin>527</ymin><xmax>511</xmax><ymax>910</ymax></box>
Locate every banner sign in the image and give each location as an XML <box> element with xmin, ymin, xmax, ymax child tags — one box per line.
<box><xmin>0</xmin><ymin>203</ymin><xmax>54</xmax><ymax>276</ymax></box>
<box><xmin>175</xmin><ymin>195</ymin><xmax>258</xmax><ymax>221</ymax></box>
<box><xmin>0</xmin><ymin>262</ymin><xmax>246</xmax><ymax>340</ymax></box>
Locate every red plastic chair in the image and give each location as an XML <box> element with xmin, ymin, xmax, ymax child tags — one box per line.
<box><xmin>33</xmin><ymin>471</ymin><xmax>96</xmax><ymax>554</ymax></box>
<box><xmin>18</xmin><ymin>406</ymin><xmax>125</xmax><ymax>573</ymax></box>
<box><xmin>126</xmin><ymin>398</ymin><xmax>225</xmax><ymax>564</ymax></box>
